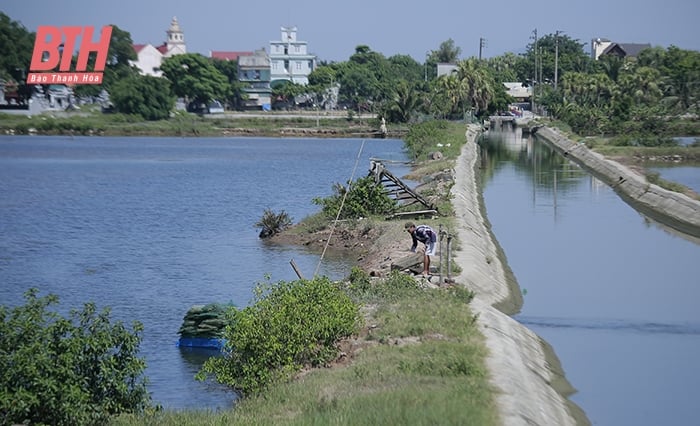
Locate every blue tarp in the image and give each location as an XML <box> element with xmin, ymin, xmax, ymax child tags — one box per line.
<box><xmin>176</xmin><ymin>337</ymin><xmax>225</xmax><ymax>350</ymax></box>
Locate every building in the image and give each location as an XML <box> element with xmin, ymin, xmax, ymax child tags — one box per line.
<box><xmin>436</xmin><ymin>63</ymin><xmax>457</xmax><ymax>78</ymax></box>
<box><xmin>503</xmin><ymin>82</ymin><xmax>531</xmax><ymax>103</ymax></box>
<box><xmin>131</xmin><ymin>17</ymin><xmax>187</xmax><ymax>76</ymax></box>
<box><xmin>269</xmin><ymin>26</ymin><xmax>316</xmax><ymax>85</ymax></box>
<box><xmin>591</xmin><ymin>38</ymin><xmax>651</xmax><ymax>60</ymax></box>
<box><xmin>239</xmin><ymin>48</ymin><xmax>272</xmax><ymax>110</ymax></box>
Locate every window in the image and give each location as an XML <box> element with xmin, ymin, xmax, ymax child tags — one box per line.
<box><xmin>296</xmin><ymin>61</ymin><xmax>301</xmax><ymax>70</ymax></box>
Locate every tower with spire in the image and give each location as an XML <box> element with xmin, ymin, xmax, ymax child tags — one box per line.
<box><xmin>165</xmin><ymin>16</ymin><xmax>186</xmax><ymax>57</ymax></box>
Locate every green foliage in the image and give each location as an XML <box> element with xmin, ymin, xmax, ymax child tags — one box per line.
<box><xmin>0</xmin><ymin>288</ymin><xmax>151</xmax><ymax>425</ymax></box>
<box><xmin>255</xmin><ymin>208</ymin><xmax>293</xmax><ymax>238</ymax></box>
<box><xmin>198</xmin><ymin>277</ymin><xmax>360</xmax><ymax>396</ymax></box>
<box><xmin>110</xmin><ymin>74</ymin><xmax>175</xmax><ymax>120</ymax></box>
<box><xmin>404</xmin><ymin>120</ymin><xmax>451</xmax><ymax>160</ymax></box>
<box><xmin>312</xmin><ymin>175</ymin><xmax>397</xmax><ymax>219</ymax></box>
<box><xmin>348</xmin><ymin>266</ymin><xmax>372</xmax><ymax>293</ymax></box>
<box><xmin>160</xmin><ymin>53</ymin><xmax>230</xmax><ymax>106</ymax></box>
<box><xmin>0</xmin><ymin>13</ymin><xmax>34</xmax><ymax>101</ymax></box>
<box><xmin>346</xmin><ymin>270</ymin><xmax>422</xmax><ymax>303</ymax></box>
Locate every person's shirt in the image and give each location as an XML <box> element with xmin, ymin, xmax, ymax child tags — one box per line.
<box><xmin>411</xmin><ymin>225</ymin><xmax>436</xmax><ymax>251</ymax></box>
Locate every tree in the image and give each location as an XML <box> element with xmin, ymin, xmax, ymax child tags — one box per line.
<box><xmin>485</xmin><ymin>53</ymin><xmax>522</xmax><ymax>83</ymax></box>
<box><xmin>0</xmin><ymin>289</ymin><xmax>151</xmax><ymax>425</ymax></box>
<box><xmin>430</xmin><ymin>39</ymin><xmax>462</xmax><ymax>63</ymax></box>
<box><xmin>0</xmin><ymin>13</ymin><xmax>35</xmax><ymax>102</ymax></box>
<box><xmin>110</xmin><ymin>74</ymin><xmax>175</xmax><ymax>120</ymax></box>
<box><xmin>75</xmin><ymin>24</ymin><xmax>139</xmax><ymax>98</ymax></box>
<box><xmin>211</xmin><ymin>58</ymin><xmax>246</xmax><ymax>110</ymax></box>
<box><xmin>381</xmin><ymin>79</ymin><xmax>421</xmax><ymax>123</ymax></box>
<box><xmin>453</xmin><ymin>58</ymin><xmax>496</xmax><ymax>116</ymax></box>
<box><xmin>387</xmin><ymin>54</ymin><xmax>424</xmax><ymax>83</ymax></box>
<box><xmin>271</xmin><ymin>80</ymin><xmax>305</xmax><ymax>106</ymax></box>
<box><xmin>160</xmin><ymin>53</ymin><xmax>229</xmax><ymax>109</ymax></box>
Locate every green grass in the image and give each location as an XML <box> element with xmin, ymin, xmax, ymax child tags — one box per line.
<box><xmin>112</xmin><ymin>274</ymin><xmax>497</xmax><ymax>426</ymax></box>
<box><xmin>0</xmin><ymin>110</ymin><xmax>389</xmax><ymax>138</ymax></box>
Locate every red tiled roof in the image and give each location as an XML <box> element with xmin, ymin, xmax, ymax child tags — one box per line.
<box><xmin>210</xmin><ymin>51</ymin><xmax>253</xmax><ymax>61</ymax></box>
<box><xmin>156</xmin><ymin>43</ymin><xmax>168</xmax><ymax>54</ymax></box>
<box><xmin>132</xmin><ymin>44</ymin><xmax>147</xmax><ymax>53</ymax></box>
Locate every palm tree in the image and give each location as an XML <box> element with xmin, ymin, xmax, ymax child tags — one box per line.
<box><xmin>454</xmin><ymin>58</ymin><xmax>495</xmax><ymax>115</ymax></box>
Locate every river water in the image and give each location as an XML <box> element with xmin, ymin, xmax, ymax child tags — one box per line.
<box><xmin>0</xmin><ymin>135</ymin><xmax>410</xmax><ymax>410</ymax></box>
<box><xmin>480</xmin><ymin>129</ymin><xmax>700</xmax><ymax>426</ymax></box>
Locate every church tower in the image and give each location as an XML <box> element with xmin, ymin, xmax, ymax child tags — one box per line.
<box><xmin>165</xmin><ymin>16</ymin><xmax>186</xmax><ymax>56</ymax></box>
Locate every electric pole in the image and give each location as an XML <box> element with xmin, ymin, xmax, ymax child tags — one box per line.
<box><xmin>531</xmin><ymin>28</ymin><xmax>538</xmax><ymax>113</ymax></box>
<box><xmin>554</xmin><ymin>30</ymin><xmax>563</xmax><ymax>90</ymax></box>
<box><xmin>479</xmin><ymin>37</ymin><xmax>486</xmax><ymax>60</ymax></box>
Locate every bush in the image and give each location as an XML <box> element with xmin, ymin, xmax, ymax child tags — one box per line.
<box><xmin>198</xmin><ymin>276</ymin><xmax>360</xmax><ymax>396</ymax></box>
<box><xmin>0</xmin><ymin>289</ymin><xmax>151</xmax><ymax>425</ymax></box>
<box><xmin>312</xmin><ymin>175</ymin><xmax>397</xmax><ymax>220</ymax></box>
<box><xmin>255</xmin><ymin>208</ymin><xmax>293</xmax><ymax>238</ymax></box>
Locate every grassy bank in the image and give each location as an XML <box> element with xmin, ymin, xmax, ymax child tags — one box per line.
<box><xmin>114</xmin><ymin>274</ymin><xmax>496</xmax><ymax>426</ymax></box>
<box><xmin>0</xmin><ymin>108</ymin><xmax>407</xmax><ymax>138</ymax></box>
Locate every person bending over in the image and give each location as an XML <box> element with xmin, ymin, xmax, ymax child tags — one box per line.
<box><xmin>404</xmin><ymin>222</ymin><xmax>437</xmax><ymax>278</ymax></box>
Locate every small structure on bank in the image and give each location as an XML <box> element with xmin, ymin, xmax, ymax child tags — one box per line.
<box><xmin>369</xmin><ymin>159</ymin><xmax>437</xmax><ymax>219</ymax></box>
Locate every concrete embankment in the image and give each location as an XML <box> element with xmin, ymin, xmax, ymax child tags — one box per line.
<box><xmin>451</xmin><ymin>125</ymin><xmax>586</xmax><ymax>425</ymax></box>
<box><xmin>535</xmin><ymin>126</ymin><xmax>700</xmax><ymax>238</ymax></box>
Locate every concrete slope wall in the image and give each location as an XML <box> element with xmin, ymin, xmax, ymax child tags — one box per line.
<box><xmin>535</xmin><ymin>126</ymin><xmax>700</xmax><ymax>238</ymax></box>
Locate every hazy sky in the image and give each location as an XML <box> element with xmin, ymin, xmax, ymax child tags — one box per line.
<box><xmin>4</xmin><ymin>0</ymin><xmax>699</xmax><ymax>62</ymax></box>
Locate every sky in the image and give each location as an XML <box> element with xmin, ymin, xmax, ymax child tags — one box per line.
<box><xmin>3</xmin><ymin>0</ymin><xmax>700</xmax><ymax>63</ymax></box>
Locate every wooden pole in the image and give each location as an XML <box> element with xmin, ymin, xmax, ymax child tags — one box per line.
<box><xmin>290</xmin><ymin>259</ymin><xmax>305</xmax><ymax>280</ymax></box>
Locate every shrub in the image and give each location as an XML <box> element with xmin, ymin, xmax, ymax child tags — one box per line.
<box><xmin>0</xmin><ymin>289</ymin><xmax>151</xmax><ymax>425</ymax></box>
<box><xmin>312</xmin><ymin>175</ymin><xmax>397</xmax><ymax>219</ymax></box>
<box><xmin>197</xmin><ymin>276</ymin><xmax>360</xmax><ymax>396</ymax></box>
<box><xmin>255</xmin><ymin>208</ymin><xmax>293</xmax><ymax>238</ymax></box>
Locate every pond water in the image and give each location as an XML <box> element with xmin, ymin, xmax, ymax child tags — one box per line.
<box><xmin>0</xmin><ymin>135</ymin><xmax>410</xmax><ymax>410</ymax></box>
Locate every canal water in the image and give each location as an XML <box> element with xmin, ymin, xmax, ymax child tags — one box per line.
<box><xmin>0</xmin><ymin>135</ymin><xmax>410</xmax><ymax>410</ymax></box>
<box><xmin>480</xmin><ymin>129</ymin><xmax>700</xmax><ymax>426</ymax></box>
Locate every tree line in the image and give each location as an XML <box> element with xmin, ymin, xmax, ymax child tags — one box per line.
<box><xmin>1</xmin><ymin>12</ymin><xmax>698</xmax><ymax>136</ymax></box>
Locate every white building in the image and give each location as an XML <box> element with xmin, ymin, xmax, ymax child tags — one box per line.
<box><xmin>131</xmin><ymin>17</ymin><xmax>187</xmax><ymax>76</ymax></box>
<box><xmin>269</xmin><ymin>26</ymin><xmax>316</xmax><ymax>85</ymax></box>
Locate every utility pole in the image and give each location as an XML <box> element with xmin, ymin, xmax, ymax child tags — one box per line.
<box><xmin>424</xmin><ymin>51</ymin><xmax>429</xmax><ymax>82</ymax></box>
<box><xmin>479</xmin><ymin>37</ymin><xmax>486</xmax><ymax>60</ymax></box>
<box><xmin>531</xmin><ymin>28</ymin><xmax>538</xmax><ymax>113</ymax></box>
<box><xmin>554</xmin><ymin>30</ymin><xmax>562</xmax><ymax>89</ymax></box>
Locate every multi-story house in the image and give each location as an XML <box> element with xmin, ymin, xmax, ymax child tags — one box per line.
<box><xmin>239</xmin><ymin>48</ymin><xmax>272</xmax><ymax>110</ymax></box>
<box><xmin>269</xmin><ymin>26</ymin><xmax>316</xmax><ymax>86</ymax></box>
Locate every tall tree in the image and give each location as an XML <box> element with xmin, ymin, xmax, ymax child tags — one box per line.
<box><xmin>430</xmin><ymin>39</ymin><xmax>462</xmax><ymax>63</ymax></box>
<box><xmin>110</xmin><ymin>74</ymin><xmax>175</xmax><ymax>120</ymax></box>
<box><xmin>454</xmin><ymin>58</ymin><xmax>496</xmax><ymax>115</ymax></box>
<box><xmin>160</xmin><ymin>53</ymin><xmax>229</xmax><ymax>109</ymax></box>
<box><xmin>211</xmin><ymin>58</ymin><xmax>246</xmax><ymax>109</ymax></box>
<box><xmin>0</xmin><ymin>13</ymin><xmax>34</xmax><ymax>101</ymax></box>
